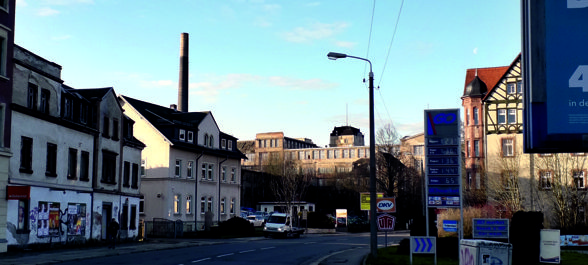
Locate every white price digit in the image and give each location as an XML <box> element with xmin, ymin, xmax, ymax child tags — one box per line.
<box><xmin>569</xmin><ymin>65</ymin><xmax>588</xmax><ymax>92</ymax></box>
<box><xmin>568</xmin><ymin>0</ymin><xmax>588</xmax><ymax>8</ymax></box>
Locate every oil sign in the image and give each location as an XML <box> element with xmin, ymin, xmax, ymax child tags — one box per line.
<box><xmin>376</xmin><ymin>197</ymin><xmax>396</xmax><ymax>213</ymax></box>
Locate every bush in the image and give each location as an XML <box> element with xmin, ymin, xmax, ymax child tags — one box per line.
<box><xmin>307</xmin><ymin>212</ymin><xmax>335</xmax><ymax>229</ymax></box>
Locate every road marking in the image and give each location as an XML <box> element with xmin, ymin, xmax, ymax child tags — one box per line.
<box><xmin>191</xmin><ymin>258</ymin><xmax>211</xmax><ymax>263</ymax></box>
<box><xmin>260</xmin><ymin>246</ymin><xmax>275</xmax><ymax>250</ymax></box>
<box><xmin>304</xmin><ymin>242</ymin><xmax>317</xmax><ymax>244</ymax></box>
<box><xmin>239</xmin><ymin>249</ymin><xmax>256</xmax><ymax>253</ymax></box>
<box><xmin>216</xmin><ymin>253</ymin><xmax>234</xmax><ymax>258</ymax></box>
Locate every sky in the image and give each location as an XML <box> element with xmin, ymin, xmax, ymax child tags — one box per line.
<box><xmin>14</xmin><ymin>0</ymin><xmax>521</xmax><ymax>147</ymax></box>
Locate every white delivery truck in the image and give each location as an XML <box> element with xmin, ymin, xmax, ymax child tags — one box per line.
<box><xmin>263</xmin><ymin>213</ymin><xmax>304</xmax><ymax>238</ymax></box>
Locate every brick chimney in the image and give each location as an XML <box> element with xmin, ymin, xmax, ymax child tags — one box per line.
<box><xmin>178</xmin><ymin>33</ymin><xmax>189</xmax><ymax>112</ymax></box>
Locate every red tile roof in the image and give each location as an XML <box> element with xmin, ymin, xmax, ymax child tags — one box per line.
<box><xmin>463</xmin><ymin>66</ymin><xmax>509</xmax><ymax>96</ymax></box>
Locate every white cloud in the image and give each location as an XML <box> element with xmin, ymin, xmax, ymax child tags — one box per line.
<box><xmin>16</xmin><ymin>0</ymin><xmax>28</xmax><ymax>8</ymax></box>
<box><xmin>281</xmin><ymin>22</ymin><xmax>349</xmax><ymax>43</ymax></box>
<box><xmin>335</xmin><ymin>41</ymin><xmax>356</xmax><ymax>48</ymax></box>
<box><xmin>38</xmin><ymin>7</ymin><xmax>60</xmax><ymax>16</ymax></box>
<box><xmin>473</xmin><ymin>47</ymin><xmax>478</xmax><ymax>55</ymax></box>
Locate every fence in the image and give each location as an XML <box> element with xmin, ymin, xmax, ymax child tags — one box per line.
<box><xmin>143</xmin><ymin>219</ymin><xmax>217</xmax><ymax>238</ymax></box>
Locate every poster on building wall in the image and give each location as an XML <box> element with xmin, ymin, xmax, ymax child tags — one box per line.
<box><xmin>37</xmin><ymin>202</ymin><xmax>49</xmax><ymax>237</ymax></box>
<box><xmin>67</xmin><ymin>203</ymin><xmax>86</xmax><ymax>236</ymax></box>
<box><xmin>48</xmin><ymin>202</ymin><xmax>61</xmax><ymax>236</ymax></box>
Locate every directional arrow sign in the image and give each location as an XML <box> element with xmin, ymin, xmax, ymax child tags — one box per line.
<box><xmin>410</xmin><ymin>236</ymin><xmax>436</xmax><ymax>254</ymax></box>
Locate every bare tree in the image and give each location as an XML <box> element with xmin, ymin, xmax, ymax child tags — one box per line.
<box><xmin>534</xmin><ymin>153</ymin><xmax>588</xmax><ymax>230</ymax></box>
<box><xmin>375</xmin><ymin>123</ymin><xmax>402</xmax><ymax>196</ymax></box>
<box><xmin>486</xmin><ymin>142</ymin><xmax>524</xmax><ymax>215</ymax></box>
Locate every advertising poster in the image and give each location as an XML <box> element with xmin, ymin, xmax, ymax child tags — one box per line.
<box><xmin>48</xmin><ymin>202</ymin><xmax>61</xmax><ymax>236</ymax></box>
<box><xmin>540</xmin><ymin>229</ymin><xmax>560</xmax><ymax>264</ymax></box>
<box><xmin>37</xmin><ymin>202</ymin><xmax>49</xmax><ymax>237</ymax></box>
<box><xmin>67</xmin><ymin>203</ymin><xmax>86</xmax><ymax>236</ymax></box>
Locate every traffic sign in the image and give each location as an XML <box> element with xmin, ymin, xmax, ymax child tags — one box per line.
<box><xmin>443</xmin><ymin>220</ymin><xmax>458</xmax><ymax>232</ymax></box>
<box><xmin>411</xmin><ymin>236</ymin><xmax>436</xmax><ymax>254</ymax></box>
<box><xmin>472</xmin><ymin>218</ymin><xmax>509</xmax><ymax>239</ymax></box>
<box><xmin>377</xmin><ymin>214</ymin><xmax>396</xmax><ymax>231</ymax></box>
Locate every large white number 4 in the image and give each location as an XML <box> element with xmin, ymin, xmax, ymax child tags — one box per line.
<box><xmin>569</xmin><ymin>65</ymin><xmax>588</xmax><ymax>92</ymax></box>
<box><xmin>568</xmin><ymin>0</ymin><xmax>588</xmax><ymax>8</ymax></box>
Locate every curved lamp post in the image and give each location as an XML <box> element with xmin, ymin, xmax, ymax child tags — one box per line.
<box><xmin>327</xmin><ymin>52</ymin><xmax>377</xmax><ymax>258</ymax></box>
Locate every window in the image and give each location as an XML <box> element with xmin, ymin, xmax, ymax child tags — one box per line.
<box><xmin>221</xmin><ymin>139</ymin><xmax>226</xmax><ymax>149</ymax></box>
<box><xmin>63</xmin><ymin>97</ymin><xmax>73</xmax><ymax>120</ymax></box>
<box><xmin>130</xmin><ymin>205</ymin><xmax>137</xmax><ymax>229</ymax></box>
<box><xmin>27</xmin><ymin>83</ymin><xmax>38</xmax><ymax>109</ymax></box>
<box><xmin>40</xmin><ymin>89</ymin><xmax>50</xmax><ymax>114</ymax></box>
<box><xmin>498</xmin><ymin>109</ymin><xmax>506</xmax><ymax>124</ymax></box>
<box><xmin>131</xmin><ymin>163</ymin><xmax>139</xmax><ymax>188</ymax></box>
<box><xmin>46</xmin><ymin>143</ymin><xmax>57</xmax><ymax>177</ymax></box>
<box><xmin>123</xmin><ymin>161</ymin><xmax>130</xmax><ymax>187</ymax></box>
<box><xmin>80</xmin><ymin>151</ymin><xmax>90</xmax><ymax>181</ymax></box>
<box><xmin>231</xmin><ymin>168</ymin><xmax>236</xmax><ymax>182</ymax></box>
<box><xmin>350</xmin><ymin>149</ymin><xmax>355</xmax><ymax>158</ymax></box>
<box><xmin>574</xmin><ymin>170</ymin><xmax>586</xmax><ymax>189</ymax></box>
<box><xmin>186</xmin><ymin>195</ymin><xmax>192</xmax><ymax>214</ymax></box>
<box><xmin>200</xmin><ymin>197</ymin><xmax>206</xmax><ymax>214</ymax></box>
<box><xmin>230</xmin><ymin>198</ymin><xmax>235</xmax><ymax>214</ymax></box>
<box><xmin>67</xmin><ymin>148</ymin><xmax>77</xmax><ymax>179</ymax></box>
<box><xmin>140</xmin><ymin>159</ymin><xmax>146</xmax><ymax>177</ymax></box>
<box><xmin>221</xmin><ymin>166</ymin><xmax>226</xmax><ymax>182</ymax></box>
<box><xmin>507</xmin><ymin>82</ymin><xmax>516</xmax><ymax>94</ymax></box>
<box><xmin>503</xmin><ymin>171</ymin><xmax>515</xmax><ymax>190</ymax></box>
<box><xmin>359</xmin><ymin>149</ymin><xmax>365</xmax><ymax>158</ymax></box>
<box><xmin>112</xmin><ymin>119</ymin><xmax>119</xmax><ymax>141</ymax></box>
<box><xmin>208</xmin><ymin>164</ymin><xmax>213</xmax><ymax>180</ymax></box>
<box><xmin>220</xmin><ymin>198</ymin><xmax>225</xmax><ymax>214</ymax></box>
<box><xmin>517</xmin><ymin>80</ymin><xmax>523</xmax><ymax>94</ymax></box>
<box><xmin>187</xmin><ymin>131</ymin><xmax>193</xmax><ymax>143</ymax></box>
<box><xmin>540</xmin><ymin>171</ymin><xmax>552</xmax><ymax>189</ymax></box>
<box><xmin>20</xmin><ymin>137</ymin><xmax>33</xmax><ymax>173</ymax></box>
<box><xmin>474</xmin><ymin>140</ymin><xmax>480</xmax><ymax>157</ymax></box>
<box><xmin>343</xmin><ymin>149</ymin><xmax>349</xmax><ymax>158</ymax></box>
<box><xmin>179</xmin><ymin>129</ymin><xmax>185</xmax><ymax>141</ymax></box>
<box><xmin>507</xmin><ymin>109</ymin><xmax>516</xmax><ymax>124</ymax></box>
<box><xmin>175</xmin><ymin>159</ymin><xmax>181</xmax><ymax>177</ymax></box>
<box><xmin>139</xmin><ymin>198</ymin><xmax>145</xmax><ymax>214</ymax></box>
<box><xmin>228</xmin><ymin>140</ymin><xmax>233</xmax><ymax>150</ymax></box>
<box><xmin>328</xmin><ymin>150</ymin><xmax>333</xmax><ymax>159</ymax></box>
<box><xmin>174</xmin><ymin>194</ymin><xmax>181</xmax><ymax>214</ymax></box>
<box><xmin>101</xmin><ymin>151</ymin><xmax>117</xmax><ymax>184</ymax></box>
<box><xmin>103</xmin><ymin>116</ymin><xmax>110</xmax><ymax>138</ymax></box>
<box><xmin>204</xmin><ymin>134</ymin><xmax>208</xmax><ymax>146</ymax></box>
<box><xmin>187</xmin><ymin>161</ymin><xmax>193</xmax><ymax>178</ymax></box>
<box><xmin>473</xmin><ymin>107</ymin><xmax>479</xmax><ymax>125</ymax></box>
<box><xmin>466</xmin><ymin>109</ymin><xmax>469</xmax><ymax>126</ymax></box>
<box><xmin>121</xmin><ymin>204</ymin><xmax>128</xmax><ymax>230</ymax></box>
<box><xmin>209</xmin><ymin>135</ymin><xmax>214</xmax><ymax>148</ymax></box>
<box><xmin>0</xmin><ymin>28</ymin><xmax>7</xmax><ymax>77</ymax></box>
<box><xmin>207</xmin><ymin>197</ymin><xmax>213</xmax><ymax>212</ymax></box>
<box><xmin>201</xmin><ymin>163</ymin><xmax>207</xmax><ymax>180</ymax></box>
<box><xmin>80</xmin><ymin>103</ymin><xmax>87</xmax><ymax>124</ymax></box>
<box><xmin>413</xmin><ymin>145</ymin><xmax>424</xmax><ymax>156</ymax></box>
<box><xmin>502</xmin><ymin>138</ymin><xmax>514</xmax><ymax>157</ymax></box>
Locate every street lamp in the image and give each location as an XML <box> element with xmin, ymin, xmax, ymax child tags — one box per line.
<box><xmin>327</xmin><ymin>52</ymin><xmax>377</xmax><ymax>258</ymax></box>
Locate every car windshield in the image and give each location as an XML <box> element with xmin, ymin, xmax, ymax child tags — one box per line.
<box><xmin>267</xmin><ymin>216</ymin><xmax>286</xmax><ymax>224</ymax></box>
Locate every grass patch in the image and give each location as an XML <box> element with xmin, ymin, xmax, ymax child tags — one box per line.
<box><xmin>366</xmin><ymin>246</ymin><xmax>588</xmax><ymax>265</ymax></box>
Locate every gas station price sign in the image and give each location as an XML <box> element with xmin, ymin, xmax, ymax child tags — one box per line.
<box><xmin>424</xmin><ymin>109</ymin><xmax>461</xmax><ymax>208</ymax></box>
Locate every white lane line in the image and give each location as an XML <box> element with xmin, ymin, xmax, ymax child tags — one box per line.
<box><xmin>216</xmin><ymin>253</ymin><xmax>235</xmax><ymax>258</ymax></box>
<box><xmin>304</xmin><ymin>242</ymin><xmax>317</xmax><ymax>244</ymax></box>
<box><xmin>239</xmin><ymin>249</ymin><xmax>256</xmax><ymax>253</ymax></box>
<box><xmin>191</xmin><ymin>258</ymin><xmax>211</xmax><ymax>263</ymax></box>
<box><xmin>260</xmin><ymin>246</ymin><xmax>276</xmax><ymax>250</ymax></box>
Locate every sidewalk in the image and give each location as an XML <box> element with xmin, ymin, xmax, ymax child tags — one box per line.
<box><xmin>0</xmin><ymin>238</ymin><xmax>228</xmax><ymax>265</ymax></box>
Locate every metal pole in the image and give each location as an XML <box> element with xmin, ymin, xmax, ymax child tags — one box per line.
<box><xmin>368</xmin><ymin>70</ymin><xmax>378</xmax><ymax>258</ymax></box>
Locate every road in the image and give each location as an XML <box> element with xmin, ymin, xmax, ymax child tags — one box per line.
<box><xmin>57</xmin><ymin>232</ymin><xmax>409</xmax><ymax>265</ymax></box>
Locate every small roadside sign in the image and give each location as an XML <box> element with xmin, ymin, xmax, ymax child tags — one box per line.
<box><xmin>377</xmin><ymin>214</ymin><xmax>396</xmax><ymax>231</ymax></box>
<box><xmin>410</xmin><ymin>236</ymin><xmax>437</xmax><ymax>265</ymax></box>
<box><xmin>376</xmin><ymin>197</ymin><xmax>396</xmax><ymax>213</ymax></box>
<box><xmin>443</xmin><ymin>220</ymin><xmax>458</xmax><ymax>232</ymax></box>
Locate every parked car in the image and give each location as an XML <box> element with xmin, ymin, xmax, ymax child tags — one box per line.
<box><xmin>263</xmin><ymin>213</ymin><xmax>304</xmax><ymax>238</ymax></box>
<box><xmin>246</xmin><ymin>215</ymin><xmax>264</xmax><ymax>227</ymax></box>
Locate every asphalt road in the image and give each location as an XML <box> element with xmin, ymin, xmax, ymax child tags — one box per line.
<box><xmin>56</xmin><ymin>232</ymin><xmax>409</xmax><ymax>265</ymax></box>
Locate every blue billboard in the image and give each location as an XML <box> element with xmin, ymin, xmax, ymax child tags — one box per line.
<box><xmin>424</xmin><ymin>109</ymin><xmax>461</xmax><ymax>208</ymax></box>
<box><xmin>523</xmin><ymin>1</ymin><xmax>588</xmax><ymax>152</ymax></box>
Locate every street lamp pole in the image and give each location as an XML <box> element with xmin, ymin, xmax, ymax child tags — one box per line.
<box><xmin>327</xmin><ymin>52</ymin><xmax>377</xmax><ymax>258</ymax></box>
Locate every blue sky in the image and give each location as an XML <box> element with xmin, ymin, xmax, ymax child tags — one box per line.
<box><xmin>15</xmin><ymin>0</ymin><xmax>521</xmax><ymax>147</ymax></box>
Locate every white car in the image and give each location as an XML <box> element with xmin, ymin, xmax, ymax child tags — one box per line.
<box><xmin>246</xmin><ymin>215</ymin><xmax>264</xmax><ymax>227</ymax></box>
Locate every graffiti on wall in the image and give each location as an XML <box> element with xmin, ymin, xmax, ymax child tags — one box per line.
<box><xmin>460</xmin><ymin>247</ymin><xmax>475</xmax><ymax>265</ymax></box>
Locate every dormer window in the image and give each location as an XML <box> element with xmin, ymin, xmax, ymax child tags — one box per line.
<box><xmin>188</xmin><ymin>131</ymin><xmax>193</xmax><ymax>143</ymax></box>
<box><xmin>27</xmin><ymin>83</ymin><xmax>38</xmax><ymax>109</ymax></box>
<box><xmin>221</xmin><ymin>139</ymin><xmax>226</xmax><ymax>149</ymax></box>
<box><xmin>179</xmin><ymin>129</ymin><xmax>186</xmax><ymax>141</ymax></box>
<box><xmin>228</xmin><ymin>140</ymin><xmax>233</xmax><ymax>150</ymax></box>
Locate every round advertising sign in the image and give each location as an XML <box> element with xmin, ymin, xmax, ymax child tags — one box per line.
<box><xmin>376</xmin><ymin>198</ymin><xmax>396</xmax><ymax>213</ymax></box>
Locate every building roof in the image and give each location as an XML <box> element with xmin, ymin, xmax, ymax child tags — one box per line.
<box><xmin>463</xmin><ymin>66</ymin><xmax>509</xmax><ymax>98</ymax></box>
<box><xmin>330</xmin><ymin>126</ymin><xmax>362</xmax><ymax>136</ymax></box>
<box><xmin>482</xmin><ymin>53</ymin><xmax>522</xmax><ymax>101</ymax></box>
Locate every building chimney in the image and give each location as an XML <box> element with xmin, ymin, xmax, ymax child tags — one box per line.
<box><xmin>170</xmin><ymin>104</ymin><xmax>177</xmax><ymax>111</ymax></box>
<box><xmin>178</xmin><ymin>33</ymin><xmax>189</xmax><ymax>112</ymax></box>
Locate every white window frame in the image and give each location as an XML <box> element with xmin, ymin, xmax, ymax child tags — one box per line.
<box><xmin>209</xmin><ymin>135</ymin><xmax>214</xmax><ymax>148</ymax></box>
<box><xmin>517</xmin><ymin>80</ymin><xmax>523</xmax><ymax>94</ymax></box>
<box><xmin>474</xmin><ymin>140</ymin><xmax>480</xmax><ymax>157</ymax></box>
<box><xmin>179</xmin><ymin>129</ymin><xmax>186</xmax><ymax>141</ymax></box>
<box><xmin>207</xmin><ymin>164</ymin><xmax>213</xmax><ymax>180</ymax></box>
<box><xmin>186</xmin><ymin>195</ymin><xmax>192</xmax><ymax>214</ymax></box>
<box><xmin>498</xmin><ymin>109</ymin><xmax>506</xmax><ymax>124</ymax></box>
<box><xmin>187</xmin><ymin>131</ymin><xmax>194</xmax><ymax>143</ymax></box>
<box><xmin>207</xmin><ymin>197</ymin><xmax>213</xmax><ymax>212</ymax></box>
<box><xmin>175</xmin><ymin>159</ymin><xmax>182</xmax><ymax>177</ymax></box>
<box><xmin>230</xmin><ymin>198</ymin><xmax>235</xmax><ymax>214</ymax></box>
<box><xmin>201</xmin><ymin>163</ymin><xmax>207</xmax><ymax>180</ymax></box>
<box><xmin>502</xmin><ymin>139</ymin><xmax>514</xmax><ymax>157</ymax></box>
<box><xmin>141</xmin><ymin>159</ymin><xmax>146</xmax><ymax>177</ymax></box>
<box><xmin>187</xmin><ymin>161</ymin><xmax>193</xmax><ymax>179</ymax></box>
<box><xmin>231</xmin><ymin>167</ymin><xmax>236</xmax><ymax>182</ymax></box>
<box><xmin>0</xmin><ymin>28</ymin><xmax>7</xmax><ymax>77</ymax></box>
<box><xmin>228</xmin><ymin>140</ymin><xmax>233</xmax><ymax>150</ymax></box>
<box><xmin>174</xmin><ymin>194</ymin><xmax>181</xmax><ymax>214</ymax></box>
<box><xmin>221</xmin><ymin>166</ymin><xmax>226</xmax><ymax>182</ymax></box>
<box><xmin>541</xmin><ymin>171</ymin><xmax>552</xmax><ymax>189</ymax></box>
<box><xmin>473</xmin><ymin>107</ymin><xmax>479</xmax><ymax>125</ymax></box>
<box><xmin>574</xmin><ymin>170</ymin><xmax>586</xmax><ymax>189</ymax></box>
<box><xmin>221</xmin><ymin>139</ymin><xmax>226</xmax><ymax>149</ymax></box>
<box><xmin>220</xmin><ymin>198</ymin><xmax>226</xmax><ymax>214</ymax></box>
<box><xmin>507</xmin><ymin>109</ymin><xmax>516</xmax><ymax>124</ymax></box>
<box><xmin>200</xmin><ymin>197</ymin><xmax>206</xmax><ymax>214</ymax></box>
<box><xmin>507</xmin><ymin>82</ymin><xmax>517</xmax><ymax>94</ymax></box>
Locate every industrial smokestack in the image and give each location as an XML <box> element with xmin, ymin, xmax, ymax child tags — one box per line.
<box><xmin>178</xmin><ymin>33</ymin><xmax>189</xmax><ymax>112</ymax></box>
